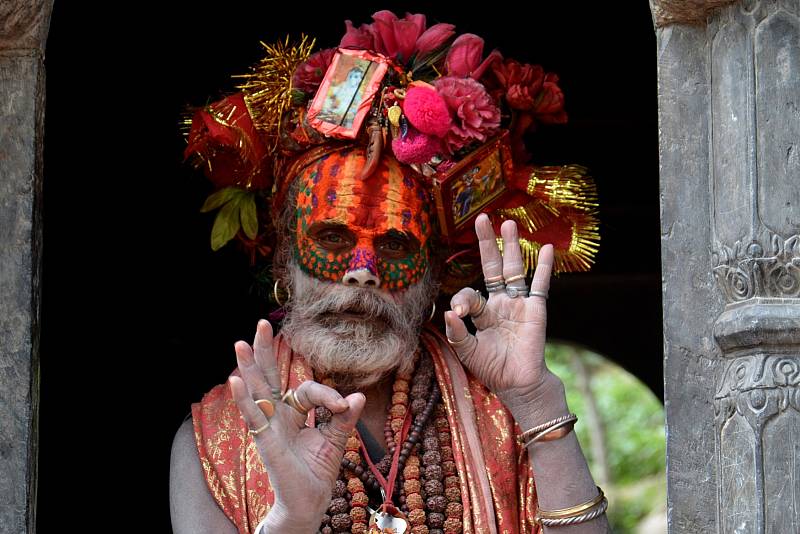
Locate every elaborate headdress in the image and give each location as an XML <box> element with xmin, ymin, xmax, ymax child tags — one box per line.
<box><xmin>183</xmin><ymin>11</ymin><xmax>599</xmax><ymax>293</ymax></box>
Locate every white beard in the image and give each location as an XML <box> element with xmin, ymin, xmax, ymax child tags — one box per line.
<box><xmin>280</xmin><ymin>262</ymin><xmax>437</xmax><ymax>391</ymax></box>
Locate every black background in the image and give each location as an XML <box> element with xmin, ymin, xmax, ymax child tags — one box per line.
<box><xmin>40</xmin><ymin>2</ymin><xmax>659</xmax><ymax>531</ymax></box>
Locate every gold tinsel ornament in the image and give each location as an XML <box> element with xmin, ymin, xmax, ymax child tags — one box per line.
<box><xmin>234</xmin><ymin>35</ymin><xmax>316</xmax><ymax>150</ymax></box>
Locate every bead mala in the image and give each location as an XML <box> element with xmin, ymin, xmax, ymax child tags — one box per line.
<box><xmin>315</xmin><ymin>351</ymin><xmax>463</xmax><ymax>534</ymax></box>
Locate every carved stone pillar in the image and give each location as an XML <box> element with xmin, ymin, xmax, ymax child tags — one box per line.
<box><xmin>0</xmin><ymin>2</ymin><xmax>52</xmax><ymax>533</ymax></box>
<box><xmin>710</xmin><ymin>3</ymin><xmax>800</xmax><ymax>532</ymax></box>
<box><xmin>656</xmin><ymin>0</ymin><xmax>800</xmax><ymax>532</ymax></box>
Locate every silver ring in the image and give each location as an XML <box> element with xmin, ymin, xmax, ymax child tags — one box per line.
<box><xmin>506</xmin><ymin>285</ymin><xmax>529</xmax><ymax>299</ymax></box>
<box><xmin>528</xmin><ymin>289</ymin><xmax>549</xmax><ymax>299</ymax></box>
<box><xmin>486</xmin><ymin>280</ymin><xmax>506</xmax><ymax>293</ymax></box>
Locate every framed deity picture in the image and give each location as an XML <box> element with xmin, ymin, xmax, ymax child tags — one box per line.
<box><xmin>431</xmin><ymin>132</ymin><xmax>513</xmax><ymax>239</ymax></box>
<box><xmin>307</xmin><ymin>48</ymin><xmax>390</xmax><ymax>139</ymax></box>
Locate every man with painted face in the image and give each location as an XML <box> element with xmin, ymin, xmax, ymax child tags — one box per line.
<box><xmin>171</xmin><ymin>13</ymin><xmax>607</xmax><ymax>534</ymax></box>
<box><xmin>171</xmin><ymin>149</ymin><xmax>609</xmax><ymax>534</ymax></box>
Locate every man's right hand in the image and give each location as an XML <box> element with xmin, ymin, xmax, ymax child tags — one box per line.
<box><xmin>229</xmin><ymin>320</ymin><xmax>365</xmax><ymax>534</ymax></box>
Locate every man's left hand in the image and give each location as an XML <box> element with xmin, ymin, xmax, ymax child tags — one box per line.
<box><xmin>445</xmin><ymin>214</ymin><xmax>566</xmax><ymax>422</ymax></box>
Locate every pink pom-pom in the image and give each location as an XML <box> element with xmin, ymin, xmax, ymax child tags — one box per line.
<box><xmin>403</xmin><ymin>86</ymin><xmax>452</xmax><ymax>138</ymax></box>
<box><xmin>391</xmin><ymin>126</ymin><xmax>442</xmax><ymax>164</ymax></box>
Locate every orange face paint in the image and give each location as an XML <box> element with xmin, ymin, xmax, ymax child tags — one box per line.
<box><xmin>293</xmin><ymin>147</ymin><xmax>432</xmax><ymax>290</ymax></box>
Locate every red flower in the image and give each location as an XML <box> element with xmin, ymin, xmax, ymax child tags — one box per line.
<box><xmin>491</xmin><ymin>59</ymin><xmax>567</xmax><ymax>124</ymax></box>
<box><xmin>444</xmin><ymin>34</ymin><xmax>502</xmax><ymax>80</ymax></box>
<box><xmin>292</xmin><ymin>48</ymin><xmax>336</xmax><ymax>95</ymax></box>
<box><xmin>492</xmin><ymin>59</ymin><xmax>544</xmax><ymax>110</ymax></box>
<box><xmin>433</xmin><ymin>76</ymin><xmax>501</xmax><ymax>153</ymax></box>
<box><xmin>534</xmin><ymin>73</ymin><xmax>568</xmax><ymax>124</ymax></box>
<box><xmin>183</xmin><ymin>94</ymin><xmax>271</xmax><ymax>190</ymax></box>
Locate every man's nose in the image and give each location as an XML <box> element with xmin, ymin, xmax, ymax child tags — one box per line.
<box><xmin>342</xmin><ymin>247</ymin><xmax>381</xmax><ymax>288</ymax></box>
<box><xmin>342</xmin><ymin>268</ymin><xmax>381</xmax><ymax>288</ymax></box>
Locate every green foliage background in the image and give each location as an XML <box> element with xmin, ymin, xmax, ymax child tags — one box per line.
<box><xmin>545</xmin><ymin>344</ymin><xmax>666</xmax><ymax>533</ymax></box>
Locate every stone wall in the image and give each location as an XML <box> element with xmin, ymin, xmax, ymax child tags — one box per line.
<box><xmin>0</xmin><ymin>2</ymin><xmax>52</xmax><ymax>533</ymax></box>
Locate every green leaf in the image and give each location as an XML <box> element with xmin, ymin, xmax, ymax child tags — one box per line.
<box><xmin>201</xmin><ymin>187</ymin><xmax>245</xmax><ymax>213</ymax></box>
<box><xmin>240</xmin><ymin>193</ymin><xmax>258</xmax><ymax>240</ymax></box>
<box><xmin>210</xmin><ymin>198</ymin><xmax>242</xmax><ymax>250</ymax></box>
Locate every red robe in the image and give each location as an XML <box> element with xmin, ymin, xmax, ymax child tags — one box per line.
<box><xmin>192</xmin><ymin>326</ymin><xmax>541</xmax><ymax>534</ymax></box>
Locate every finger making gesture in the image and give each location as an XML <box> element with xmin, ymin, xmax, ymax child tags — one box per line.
<box><xmin>445</xmin><ymin>214</ymin><xmax>560</xmax><ymax>416</ymax></box>
<box><xmin>229</xmin><ymin>321</ymin><xmax>366</xmax><ymax>534</ymax></box>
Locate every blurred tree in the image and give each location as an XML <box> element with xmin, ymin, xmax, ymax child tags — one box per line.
<box><xmin>546</xmin><ymin>343</ymin><xmax>666</xmax><ymax>534</ymax></box>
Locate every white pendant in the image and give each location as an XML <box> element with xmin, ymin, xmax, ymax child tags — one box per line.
<box><xmin>368</xmin><ymin>509</ymin><xmax>408</xmax><ymax>534</ymax></box>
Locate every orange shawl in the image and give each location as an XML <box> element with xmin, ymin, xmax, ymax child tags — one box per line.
<box><xmin>192</xmin><ymin>326</ymin><xmax>541</xmax><ymax>534</ymax></box>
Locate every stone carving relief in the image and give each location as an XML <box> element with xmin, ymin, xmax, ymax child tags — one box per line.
<box><xmin>712</xmin><ymin>233</ymin><xmax>800</xmax><ymax>302</ymax></box>
<box><xmin>714</xmin><ymin>353</ymin><xmax>800</xmax><ymax>533</ymax></box>
<box><xmin>715</xmin><ymin>354</ymin><xmax>800</xmax><ymax>424</ymax></box>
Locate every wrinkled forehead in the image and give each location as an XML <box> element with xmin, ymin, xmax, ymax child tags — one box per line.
<box><xmin>295</xmin><ymin>148</ymin><xmax>432</xmax><ymax>241</ymax></box>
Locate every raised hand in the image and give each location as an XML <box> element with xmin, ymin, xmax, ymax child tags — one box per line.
<box><xmin>445</xmin><ymin>214</ymin><xmax>560</xmax><ymax>412</ymax></box>
<box><xmin>229</xmin><ymin>320</ymin><xmax>365</xmax><ymax>533</ymax></box>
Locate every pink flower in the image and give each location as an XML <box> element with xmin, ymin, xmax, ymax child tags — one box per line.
<box><xmin>414</xmin><ymin>23</ymin><xmax>456</xmax><ymax>57</ymax></box>
<box><xmin>444</xmin><ymin>34</ymin><xmax>502</xmax><ymax>80</ymax></box>
<box><xmin>340</xmin><ymin>11</ymin><xmax>455</xmax><ymax>65</ymax></box>
<box><xmin>403</xmin><ymin>85</ymin><xmax>452</xmax><ymax>137</ymax></box>
<box><xmin>292</xmin><ymin>48</ymin><xmax>336</xmax><ymax>95</ymax></box>
<box><xmin>433</xmin><ymin>76</ymin><xmax>501</xmax><ymax>153</ymax></box>
<box><xmin>371</xmin><ymin>10</ymin><xmax>424</xmax><ymax>62</ymax></box>
<box><xmin>341</xmin><ymin>20</ymin><xmax>375</xmax><ymax>50</ymax></box>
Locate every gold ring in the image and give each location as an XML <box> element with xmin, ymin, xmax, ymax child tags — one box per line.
<box><xmin>471</xmin><ymin>291</ymin><xmax>487</xmax><ymax>318</ymax></box>
<box><xmin>248</xmin><ymin>420</ymin><xmax>270</xmax><ymax>435</ymax></box>
<box><xmin>484</xmin><ymin>274</ymin><xmax>504</xmax><ymax>284</ymax></box>
<box><xmin>504</xmin><ymin>274</ymin><xmax>526</xmax><ymax>284</ymax></box>
<box><xmin>255</xmin><ymin>398</ymin><xmax>275</xmax><ymax>418</ymax></box>
<box><xmin>281</xmin><ymin>388</ymin><xmax>310</xmax><ymax>415</ymax></box>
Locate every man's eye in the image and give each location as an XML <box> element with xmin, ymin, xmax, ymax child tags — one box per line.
<box><xmin>381</xmin><ymin>240</ymin><xmax>408</xmax><ymax>253</ymax></box>
<box><xmin>315</xmin><ymin>231</ymin><xmax>351</xmax><ymax>249</ymax></box>
<box><xmin>321</xmin><ymin>232</ymin><xmax>342</xmax><ymax>243</ymax></box>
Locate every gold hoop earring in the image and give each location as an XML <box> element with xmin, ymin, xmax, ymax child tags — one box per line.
<box><xmin>428</xmin><ymin>302</ymin><xmax>436</xmax><ymax>322</ymax></box>
<box><xmin>273</xmin><ymin>280</ymin><xmax>290</xmax><ymax>307</ymax></box>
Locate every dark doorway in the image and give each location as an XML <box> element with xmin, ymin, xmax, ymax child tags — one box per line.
<box><xmin>40</xmin><ymin>3</ymin><xmax>658</xmax><ymax>530</ymax></box>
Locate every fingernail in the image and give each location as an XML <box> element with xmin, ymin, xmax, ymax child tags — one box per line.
<box><xmin>454</xmin><ymin>304</ymin><xmax>464</xmax><ymax>316</ymax></box>
<box><xmin>258</xmin><ymin>319</ymin><xmax>268</xmax><ymax>328</ymax></box>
